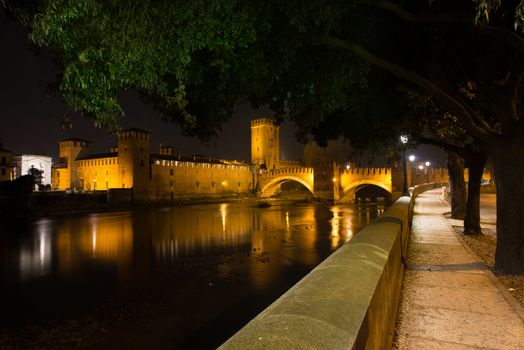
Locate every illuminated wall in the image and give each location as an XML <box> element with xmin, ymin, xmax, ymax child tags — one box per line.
<box><xmin>76</xmin><ymin>156</ymin><xmax>120</xmax><ymax>191</ymax></box>
<box><xmin>13</xmin><ymin>154</ymin><xmax>53</xmax><ymax>187</ymax></box>
<box><xmin>150</xmin><ymin>158</ymin><xmax>253</xmax><ymax>200</ymax></box>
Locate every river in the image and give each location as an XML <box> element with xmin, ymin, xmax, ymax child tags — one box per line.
<box><xmin>0</xmin><ymin>201</ymin><xmax>384</xmax><ymax>349</ymax></box>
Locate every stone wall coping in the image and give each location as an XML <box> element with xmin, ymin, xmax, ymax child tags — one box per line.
<box><xmin>219</xmin><ymin>197</ymin><xmax>411</xmax><ymax>349</ymax></box>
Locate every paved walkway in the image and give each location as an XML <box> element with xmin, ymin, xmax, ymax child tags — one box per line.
<box><xmin>394</xmin><ymin>189</ymin><xmax>524</xmax><ymax>349</ymax></box>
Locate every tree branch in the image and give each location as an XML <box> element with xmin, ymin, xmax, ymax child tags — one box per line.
<box><xmin>305</xmin><ymin>34</ymin><xmax>495</xmax><ymax>144</ymax></box>
<box><xmin>355</xmin><ymin>0</ymin><xmax>524</xmax><ymax>55</ymax></box>
<box><xmin>477</xmin><ymin>25</ymin><xmax>524</xmax><ymax>56</ymax></box>
<box><xmin>353</xmin><ymin>0</ymin><xmax>468</xmax><ymax>23</ymax></box>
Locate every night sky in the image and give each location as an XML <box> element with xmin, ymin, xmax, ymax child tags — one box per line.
<box><xmin>0</xmin><ymin>13</ymin><xmax>445</xmax><ymax>166</ymax></box>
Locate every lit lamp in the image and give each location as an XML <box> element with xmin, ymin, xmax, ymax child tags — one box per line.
<box><xmin>425</xmin><ymin>161</ymin><xmax>431</xmax><ymax>183</ymax></box>
<box><xmin>400</xmin><ymin>135</ymin><xmax>409</xmax><ymax>196</ymax></box>
<box><xmin>408</xmin><ymin>155</ymin><xmax>415</xmax><ymax>186</ymax></box>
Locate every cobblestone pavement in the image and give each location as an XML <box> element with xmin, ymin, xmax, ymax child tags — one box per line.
<box><xmin>394</xmin><ymin>190</ymin><xmax>524</xmax><ymax>349</ymax></box>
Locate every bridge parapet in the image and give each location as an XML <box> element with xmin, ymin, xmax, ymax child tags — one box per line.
<box><xmin>340</xmin><ymin>167</ymin><xmax>393</xmax><ymax>198</ymax></box>
<box><xmin>259</xmin><ymin>166</ymin><xmax>314</xmax><ymax>177</ymax></box>
<box><xmin>342</xmin><ymin>167</ymin><xmax>390</xmax><ymax>175</ymax></box>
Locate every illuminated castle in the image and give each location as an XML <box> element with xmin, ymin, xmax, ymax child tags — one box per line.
<box><xmin>52</xmin><ymin>128</ymin><xmax>254</xmax><ymax>200</ymax></box>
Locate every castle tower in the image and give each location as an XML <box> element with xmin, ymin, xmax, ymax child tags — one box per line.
<box><xmin>58</xmin><ymin>138</ymin><xmax>89</xmax><ymax>190</ymax></box>
<box><xmin>117</xmin><ymin>128</ymin><xmax>150</xmax><ymax>200</ymax></box>
<box><xmin>251</xmin><ymin>117</ymin><xmax>280</xmax><ymax>170</ymax></box>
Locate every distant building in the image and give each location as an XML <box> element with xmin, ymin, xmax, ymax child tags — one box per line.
<box><xmin>0</xmin><ymin>147</ymin><xmax>14</xmax><ymax>181</ymax></box>
<box><xmin>13</xmin><ymin>154</ymin><xmax>53</xmax><ymax>188</ymax></box>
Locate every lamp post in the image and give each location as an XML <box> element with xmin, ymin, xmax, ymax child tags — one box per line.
<box><xmin>400</xmin><ymin>135</ymin><xmax>409</xmax><ymax>196</ymax></box>
<box><xmin>425</xmin><ymin>161</ymin><xmax>431</xmax><ymax>183</ymax></box>
<box><xmin>408</xmin><ymin>155</ymin><xmax>415</xmax><ymax>187</ymax></box>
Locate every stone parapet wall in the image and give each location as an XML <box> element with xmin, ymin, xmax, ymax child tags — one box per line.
<box><xmin>219</xmin><ymin>196</ymin><xmax>412</xmax><ymax>350</ymax></box>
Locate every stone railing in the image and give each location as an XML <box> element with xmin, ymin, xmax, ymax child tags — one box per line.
<box><xmin>219</xmin><ymin>196</ymin><xmax>411</xmax><ymax>349</ymax></box>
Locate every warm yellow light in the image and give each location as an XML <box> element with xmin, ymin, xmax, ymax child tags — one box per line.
<box><xmin>418</xmin><ymin>165</ymin><xmax>424</xmax><ymax>170</ymax></box>
<box><xmin>222</xmin><ymin>181</ymin><xmax>227</xmax><ymax>186</ymax></box>
<box><xmin>425</xmin><ymin>161</ymin><xmax>431</xmax><ymax>167</ymax></box>
<box><xmin>332</xmin><ymin>177</ymin><xmax>337</xmax><ymax>182</ymax></box>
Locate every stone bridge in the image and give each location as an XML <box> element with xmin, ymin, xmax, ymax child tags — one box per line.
<box><xmin>257</xmin><ymin>163</ymin><xmax>450</xmax><ymax>202</ymax></box>
<box><xmin>258</xmin><ymin>166</ymin><xmax>314</xmax><ymax>197</ymax></box>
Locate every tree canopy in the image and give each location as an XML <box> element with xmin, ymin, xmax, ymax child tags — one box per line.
<box><xmin>4</xmin><ymin>0</ymin><xmax>524</xmax><ymax>274</ymax></box>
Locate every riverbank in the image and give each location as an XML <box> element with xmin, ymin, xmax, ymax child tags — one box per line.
<box><xmin>0</xmin><ymin>192</ymin><xmax>278</xmax><ymax>221</ymax></box>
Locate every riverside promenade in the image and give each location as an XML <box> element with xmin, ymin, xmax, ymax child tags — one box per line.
<box><xmin>394</xmin><ymin>189</ymin><xmax>524</xmax><ymax>349</ymax></box>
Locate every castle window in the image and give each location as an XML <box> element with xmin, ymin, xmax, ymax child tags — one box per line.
<box><xmin>170</xmin><ymin>181</ymin><xmax>173</xmax><ymax>187</ymax></box>
<box><xmin>211</xmin><ymin>182</ymin><xmax>215</xmax><ymax>188</ymax></box>
<box><xmin>169</xmin><ymin>169</ymin><xmax>174</xmax><ymax>176</ymax></box>
<box><xmin>196</xmin><ymin>182</ymin><xmax>199</xmax><ymax>188</ymax></box>
<box><xmin>106</xmin><ymin>170</ymin><xmax>108</xmax><ymax>175</ymax></box>
<box><xmin>106</xmin><ymin>181</ymin><xmax>108</xmax><ymax>189</ymax></box>
<box><xmin>238</xmin><ymin>182</ymin><xmax>241</xmax><ymax>187</ymax></box>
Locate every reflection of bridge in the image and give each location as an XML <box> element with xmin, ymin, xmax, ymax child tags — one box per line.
<box><xmin>257</xmin><ymin>163</ymin><xmax>449</xmax><ymax>202</ymax></box>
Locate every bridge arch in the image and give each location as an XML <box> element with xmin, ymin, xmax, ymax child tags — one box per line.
<box><xmin>260</xmin><ymin>176</ymin><xmax>314</xmax><ymax>197</ymax></box>
<box><xmin>341</xmin><ymin>180</ymin><xmax>392</xmax><ymax>201</ymax></box>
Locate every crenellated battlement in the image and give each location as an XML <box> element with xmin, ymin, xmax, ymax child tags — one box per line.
<box><xmin>342</xmin><ymin>167</ymin><xmax>390</xmax><ymax>175</ymax></box>
<box><xmin>152</xmin><ymin>157</ymin><xmax>251</xmax><ymax>171</ymax></box>
<box><xmin>250</xmin><ymin>117</ymin><xmax>277</xmax><ymax>127</ymax></box>
<box><xmin>118</xmin><ymin>128</ymin><xmax>150</xmax><ymax>140</ymax></box>
<box><xmin>259</xmin><ymin>166</ymin><xmax>314</xmax><ymax>176</ymax></box>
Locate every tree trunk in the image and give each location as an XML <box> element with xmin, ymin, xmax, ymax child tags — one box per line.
<box><xmin>464</xmin><ymin>154</ymin><xmax>486</xmax><ymax>235</ymax></box>
<box><xmin>447</xmin><ymin>151</ymin><xmax>466</xmax><ymax>220</ymax></box>
<box><xmin>492</xmin><ymin>141</ymin><xmax>524</xmax><ymax>275</ymax></box>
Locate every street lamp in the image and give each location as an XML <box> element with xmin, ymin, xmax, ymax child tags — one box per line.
<box><xmin>408</xmin><ymin>155</ymin><xmax>415</xmax><ymax>186</ymax></box>
<box><xmin>425</xmin><ymin>161</ymin><xmax>431</xmax><ymax>183</ymax></box>
<box><xmin>400</xmin><ymin>135</ymin><xmax>409</xmax><ymax>196</ymax></box>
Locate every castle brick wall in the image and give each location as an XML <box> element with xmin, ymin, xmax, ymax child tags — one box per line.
<box><xmin>76</xmin><ymin>157</ymin><xmax>120</xmax><ymax>191</ymax></box>
<box><xmin>150</xmin><ymin>159</ymin><xmax>253</xmax><ymax>200</ymax></box>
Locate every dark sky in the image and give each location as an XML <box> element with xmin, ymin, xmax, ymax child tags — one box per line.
<box><xmin>0</xmin><ymin>13</ymin><xmax>446</xmax><ymax>166</ymax></box>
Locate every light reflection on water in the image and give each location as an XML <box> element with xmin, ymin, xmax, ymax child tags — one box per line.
<box><xmin>1</xmin><ymin>201</ymin><xmax>384</xmax><ymax>334</ymax></box>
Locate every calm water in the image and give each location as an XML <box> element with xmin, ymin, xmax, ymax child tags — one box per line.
<box><xmin>0</xmin><ymin>201</ymin><xmax>383</xmax><ymax>349</ymax></box>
